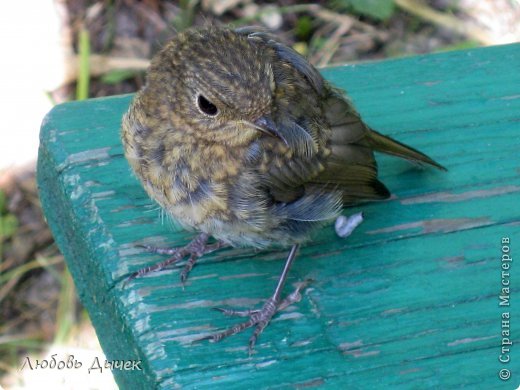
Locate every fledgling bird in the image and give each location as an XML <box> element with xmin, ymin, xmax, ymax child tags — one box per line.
<box><xmin>121</xmin><ymin>25</ymin><xmax>445</xmax><ymax>352</ymax></box>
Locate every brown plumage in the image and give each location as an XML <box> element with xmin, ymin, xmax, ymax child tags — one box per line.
<box><xmin>121</xmin><ymin>25</ymin><xmax>445</xmax><ymax>352</ymax></box>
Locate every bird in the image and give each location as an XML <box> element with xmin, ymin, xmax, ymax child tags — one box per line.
<box><xmin>121</xmin><ymin>24</ymin><xmax>445</xmax><ymax>353</ymax></box>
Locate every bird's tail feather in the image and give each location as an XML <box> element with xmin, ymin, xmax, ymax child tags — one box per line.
<box><xmin>366</xmin><ymin>129</ymin><xmax>446</xmax><ymax>171</ymax></box>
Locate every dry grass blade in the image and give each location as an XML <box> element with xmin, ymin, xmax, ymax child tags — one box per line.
<box><xmin>395</xmin><ymin>0</ymin><xmax>495</xmax><ymax>44</ymax></box>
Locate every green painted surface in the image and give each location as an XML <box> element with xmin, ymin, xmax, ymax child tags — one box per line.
<box><xmin>37</xmin><ymin>44</ymin><xmax>520</xmax><ymax>389</ymax></box>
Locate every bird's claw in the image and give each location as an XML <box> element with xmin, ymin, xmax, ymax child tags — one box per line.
<box><xmin>125</xmin><ymin>233</ymin><xmax>226</xmax><ymax>285</ymax></box>
<box><xmin>198</xmin><ymin>280</ymin><xmax>311</xmax><ymax>354</ymax></box>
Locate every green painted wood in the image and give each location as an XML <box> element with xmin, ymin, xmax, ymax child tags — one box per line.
<box><xmin>37</xmin><ymin>43</ymin><xmax>520</xmax><ymax>389</ymax></box>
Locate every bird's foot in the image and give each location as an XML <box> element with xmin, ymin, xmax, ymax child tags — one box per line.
<box><xmin>199</xmin><ymin>280</ymin><xmax>310</xmax><ymax>354</ymax></box>
<box><xmin>127</xmin><ymin>233</ymin><xmax>226</xmax><ymax>284</ymax></box>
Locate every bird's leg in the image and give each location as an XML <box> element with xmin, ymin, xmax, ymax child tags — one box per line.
<box><xmin>127</xmin><ymin>233</ymin><xmax>227</xmax><ymax>284</ymax></box>
<box><xmin>199</xmin><ymin>244</ymin><xmax>307</xmax><ymax>354</ymax></box>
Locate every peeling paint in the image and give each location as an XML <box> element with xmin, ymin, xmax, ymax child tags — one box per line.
<box><xmin>367</xmin><ymin>217</ymin><xmax>491</xmax><ymax>235</ymax></box>
<box><xmin>338</xmin><ymin>340</ymin><xmax>363</xmax><ymax>351</ymax></box>
<box><xmin>219</xmin><ymin>273</ymin><xmax>266</xmax><ymax>281</ymax></box>
<box><xmin>438</xmin><ymin>256</ymin><xmax>466</xmax><ymax>269</ymax></box>
<box><xmin>419</xmin><ymin>80</ymin><xmax>442</xmax><ymax>86</ymax></box>
<box><xmin>343</xmin><ymin>349</ymin><xmax>380</xmax><ymax>358</ymax></box>
<box><xmin>293</xmin><ymin>377</ymin><xmax>325</xmax><ymax>387</ymax></box>
<box><xmin>91</xmin><ymin>190</ymin><xmax>115</xmax><ymax>199</ymax></box>
<box><xmin>156</xmin><ymin>325</ymin><xmax>210</xmax><ymax>338</ymax></box>
<box><xmin>63</xmin><ymin>173</ymin><xmax>84</xmax><ymax>200</ymax></box>
<box><xmin>381</xmin><ymin>307</ymin><xmax>406</xmax><ymax>316</ymax></box>
<box><xmin>169</xmin><ymin>332</ymin><xmax>212</xmax><ymax>345</ymax></box>
<box><xmin>447</xmin><ymin>335</ymin><xmax>496</xmax><ymax>347</ymax></box>
<box><xmin>67</xmin><ymin>147</ymin><xmax>112</xmax><ymax>165</ymax></box>
<box><xmin>497</xmin><ymin>94</ymin><xmax>520</xmax><ymax>100</ymax></box>
<box><xmin>148</xmin><ymin>298</ymin><xmax>262</xmax><ymax>312</ymax></box>
<box><xmin>255</xmin><ymin>360</ymin><xmax>277</xmax><ymax>368</ymax></box>
<box><xmin>275</xmin><ymin>312</ymin><xmax>304</xmax><ymax>321</ymax></box>
<box><xmin>399</xmin><ymin>368</ymin><xmax>422</xmax><ymax>375</ymax></box>
<box><xmin>291</xmin><ymin>338</ymin><xmax>314</xmax><ymax>347</ymax></box>
<box><xmin>402</xmin><ymin>185</ymin><xmax>520</xmax><ymax>205</ymax></box>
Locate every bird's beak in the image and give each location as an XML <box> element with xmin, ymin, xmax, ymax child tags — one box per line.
<box><xmin>252</xmin><ymin>115</ymin><xmax>288</xmax><ymax>146</ymax></box>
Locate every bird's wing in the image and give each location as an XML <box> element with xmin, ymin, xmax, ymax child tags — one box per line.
<box><xmin>311</xmin><ymin>88</ymin><xmax>392</xmax><ymax>203</ymax></box>
<box><xmin>237</xmin><ymin>27</ymin><xmax>389</xmax><ymax>204</ymax></box>
<box><xmin>237</xmin><ymin>27</ymin><xmax>444</xmax><ymax>207</ymax></box>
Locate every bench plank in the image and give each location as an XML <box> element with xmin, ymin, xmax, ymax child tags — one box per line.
<box><xmin>38</xmin><ymin>43</ymin><xmax>520</xmax><ymax>388</ymax></box>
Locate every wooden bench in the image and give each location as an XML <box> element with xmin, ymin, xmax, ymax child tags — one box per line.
<box><xmin>37</xmin><ymin>43</ymin><xmax>520</xmax><ymax>388</ymax></box>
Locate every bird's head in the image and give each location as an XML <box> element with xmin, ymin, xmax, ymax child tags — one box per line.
<box><xmin>142</xmin><ymin>26</ymin><xmax>286</xmax><ymax>146</ymax></box>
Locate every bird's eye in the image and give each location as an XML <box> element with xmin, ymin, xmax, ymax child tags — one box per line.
<box><xmin>197</xmin><ymin>94</ymin><xmax>218</xmax><ymax>116</ymax></box>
